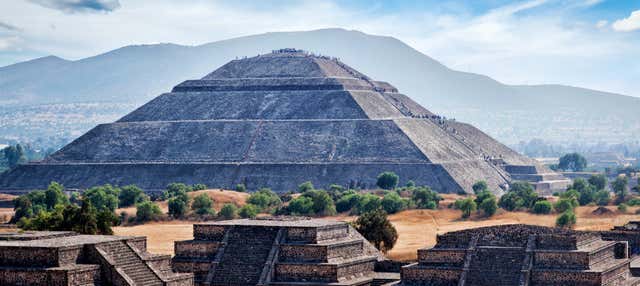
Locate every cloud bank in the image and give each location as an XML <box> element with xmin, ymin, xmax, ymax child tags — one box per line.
<box><xmin>28</xmin><ymin>0</ymin><xmax>120</xmax><ymax>13</ymax></box>
<box><xmin>613</xmin><ymin>10</ymin><xmax>640</xmax><ymax>32</ymax></box>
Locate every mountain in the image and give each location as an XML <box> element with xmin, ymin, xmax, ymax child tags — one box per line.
<box><xmin>1</xmin><ymin>28</ymin><xmax>639</xmax><ymax>146</ymax></box>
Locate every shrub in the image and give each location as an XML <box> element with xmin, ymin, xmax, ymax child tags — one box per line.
<box><xmin>247</xmin><ymin>188</ymin><xmax>282</xmax><ymax>212</ymax></box>
<box><xmin>588</xmin><ymin>174</ymin><xmax>608</xmax><ymax>190</ymax></box>
<box><xmin>119</xmin><ymin>185</ymin><xmax>144</xmax><ymax>207</ymax></box>
<box><xmin>556</xmin><ymin>210</ymin><xmax>576</xmax><ymax>228</ymax></box>
<box><xmin>376</xmin><ymin>172</ymin><xmax>399</xmax><ymax>190</ymax></box>
<box><xmin>298</xmin><ymin>181</ymin><xmax>314</xmax><ymax>193</ymax></box>
<box><xmin>44</xmin><ymin>182</ymin><xmax>68</xmax><ymax>210</ymax></box>
<box><xmin>356</xmin><ymin>194</ymin><xmax>382</xmax><ymax>214</ymax></box>
<box><xmin>454</xmin><ymin>198</ymin><xmax>477</xmax><ymax>218</ymax></box>
<box><xmin>218</xmin><ymin>204</ymin><xmax>238</xmax><ymax>220</ymax></box>
<box><xmin>472</xmin><ymin>181</ymin><xmax>488</xmax><ymax>194</ymax></box>
<box><xmin>235</xmin><ymin>184</ymin><xmax>247</xmax><ymax>192</ymax></box>
<box><xmin>163</xmin><ymin>183</ymin><xmax>192</xmax><ymax>199</ymax></box>
<box><xmin>381</xmin><ymin>192</ymin><xmax>407</xmax><ymax>214</ymax></box>
<box><xmin>618</xmin><ymin>203</ymin><xmax>629</xmax><ymax>213</ymax></box>
<box><xmin>412</xmin><ymin>187</ymin><xmax>441</xmax><ymax>209</ymax></box>
<box><xmin>239</xmin><ymin>204</ymin><xmax>258</xmax><ymax>218</ymax></box>
<box><xmin>84</xmin><ymin>184</ymin><xmax>120</xmax><ymax>212</ymax></box>
<box><xmin>354</xmin><ymin>209</ymin><xmax>398</xmax><ymax>253</ymax></box>
<box><xmin>302</xmin><ymin>190</ymin><xmax>336</xmax><ymax>216</ymax></box>
<box><xmin>532</xmin><ymin>200</ymin><xmax>553</xmax><ymax>214</ymax></box>
<box><xmin>287</xmin><ymin>196</ymin><xmax>315</xmax><ymax>216</ymax></box>
<box><xmin>499</xmin><ymin>181</ymin><xmax>538</xmax><ymax>211</ymax></box>
<box><xmin>136</xmin><ymin>200</ymin><xmax>162</xmax><ymax>222</ymax></box>
<box><xmin>627</xmin><ymin>197</ymin><xmax>640</xmax><ymax>206</ymax></box>
<box><xmin>191</xmin><ymin>193</ymin><xmax>214</xmax><ymax>216</ymax></box>
<box><xmin>192</xmin><ymin>184</ymin><xmax>207</xmax><ymax>191</ymax></box>
<box><xmin>168</xmin><ymin>197</ymin><xmax>189</xmax><ymax>218</ymax></box>
<box><xmin>479</xmin><ymin>197</ymin><xmax>498</xmax><ymax>217</ymax></box>
<box><xmin>406</xmin><ymin>180</ymin><xmax>416</xmax><ymax>188</ymax></box>
<box><xmin>554</xmin><ymin>198</ymin><xmax>578</xmax><ymax>213</ymax></box>
<box><xmin>594</xmin><ymin>190</ymin><xmax>611</xmax><ymax>206</ymax></box>
<box><xmin>336</xmin><ymin>193</ymin><xmax>360</xmax><ymax>213</ymax></box>
<box><xmin>613</xmin><ymin>176</ymin><xmax>629</xmax><ymax>203</ymax></box>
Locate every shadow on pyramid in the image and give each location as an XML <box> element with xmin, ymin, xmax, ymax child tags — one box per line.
<box><xmin>0</xmin><ymin>49</ymin><xmax>569</xmax><ymax>194</ymax></box>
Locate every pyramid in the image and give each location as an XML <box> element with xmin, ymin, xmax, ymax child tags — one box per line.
<box><xmin>0</xmin><ymin>49</ymin><xmax>569</xmax><ymax>194</ymax></box>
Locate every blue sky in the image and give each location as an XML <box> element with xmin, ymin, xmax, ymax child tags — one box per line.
<box><xmin>1</xmin><ymin>0</ymin><xmax>639</xmax><ymax>96</ymax></box>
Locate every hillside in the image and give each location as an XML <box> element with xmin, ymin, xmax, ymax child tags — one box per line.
<box><xmin>2</xmin><ymin>28</ymin><xmax>639</xmax><ymax>146</ymax></box>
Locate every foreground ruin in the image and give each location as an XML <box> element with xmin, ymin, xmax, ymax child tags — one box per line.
<box><xmin>0</xmin><ymin>49</ymin><xmax>568</xmax><ymax>195</ymax></box>
<box><xmin>402</xmin><ymin>224</ymin><xmax>640</xmax><ymax>286</ymax></box>
<box><xmin>0</xmin><ymin>231</ymin><xmax>192</xmax><ymax>286</ymax></box>
<box><xmin>171</xmin><ymin>217</ymin><xmax>395</xmax><ymax>286</ymax></box>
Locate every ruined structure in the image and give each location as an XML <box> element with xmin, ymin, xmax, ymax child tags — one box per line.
<box><xmin>0</xmin><ymin>49</ymin><xmax>568</xmax><ymax>194</ymax></box>
<box><xmin>171</xmin><ymin>217</ymin><xmax>393</xmax><ymax>286</ymax></box>
<box><xmin>402</xmin><ymin>224</ymin><xmax>640</xmax><ymax>286</ymax></box>
<box><xmin>0</xmin><ymin>231</ymin><xmax>193</xmax><ymax>286</ymax></box>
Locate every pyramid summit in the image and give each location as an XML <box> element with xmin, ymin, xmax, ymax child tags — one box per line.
<box><xmin>0</xmin><ymin>49</ymin><xmax>569</xmax><ymax>194</ymax></box>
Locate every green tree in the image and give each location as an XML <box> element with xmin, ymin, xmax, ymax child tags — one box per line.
<box><xmin>44</xmin><ymin>182</ymin><xmax>68</xmax><ymax>210</ymax></box>
<box><xmin>556</xmin><ymin>210</ymin><xmax>576</xmax><ymax>228</ymax></box>
<box><xmin>168</xmin><ymin>197</ymin><xmax>189</xmax><ymax>218</ymax></box>
<box><xmin>499</xmin><ymin>181</ymin><xmax>538</xmax><ymax>211</ymax></box>
<box><xmin>594</xmin><ymin>190</ymin><xmax>611</xmax><ymax>206</ymax></box>
<box><xmin>412</xmin><ymin>187</ymin><xmax>441</xmax><ymax>209</ymax></box>
<box><xmin>381</xmin><ymin>192</ymin><xmax>407</xmax><ymax>214</ymax></box>
<box><xmin>239</xmin><ymin>204</ymin><xmax>259</xmax><ymax>218</ymax></box>
<box><xmin>618</xmin><ymin>203</ymin><xmax>629</xmax><ymax>213</ymax></box>
<box><xmin>472</xmin><ymin>181</ymin><xmax>489</xmax><ymax>194</ymax></box>
<box><xmin>3</xmin><ymin>144</ymin><xmax>26</xmax><ymax>168</ymax></box>
<box><xmin>247</xmin><ymin>188</ymin><xmax>282</xmax><ymax>211</ymax></box>
<box><xmin>84</xmin><ymin>185</ymin><xmax>120</xmax><ymax>212</ymax></box>
<box><xmin>558</xmin><ymin>153</ymin><xmax>587</xmax><ymax>171</ymax></box>
<box><xmin>287</xmin><ymin>196</ymin><xmax>315</xmax><ymax>216</ymax></box>
<box><xmin>75</xmin><ymin>199</ymin><xmax>98</xmax><ymax>235</ymax></box>
<box><xmin>235</xmin><ymin>184</ymin><xmax>247</xmax><ymax>192</ymax></box>
<box><xmin>356</xmin><ymin>193</ymin><xmax>382</xmax><ymax>214</ymax></box>
<box><xmin>163</xmin><ymin>183</ymin><xmax>193</xmax><ymax>199</ymax></box>
<box><xmin>532</xmin><ymin>200</ymin><xmax>553</xmax><ymax>214</ymax></box>
<box><xmin>192</xmin><ymin>184</ymin><xmax>207</xmax><ymax>191</ymax></box>
<box><xmin>354</xmin><ymin>209</ymin><xmax>398</xmax><ymax>253</ymax></box>
<box><xmin>588</xmin><ymin>174</ymin><xmax>608</xmax><ymax>191</ymax></box>
<box><xmin>376</xmin><ymin>172</ymin><xmax>399</xmax><ymax>190</ymax></box>
<box><xmin>96</xmin><ymin>209</ymin><xmax>118</xmax><ymax>235</ymax></box>
<box><xmin>218</xmin><ymin>204</ymin><xmax>238</xmax><ymax>220</ymax></box>
<box><xmin>336</xmin><ymin>193</ymin><xmax>360</xmax><ymax>213</ymax></box>
<box><xmin>455</xmin><ymin>198</ymin><xmax>477</xmax><ymax>218</ymax></box>
<box><xmin>119</xmin><ymin>185</ymin><xmax>144</xmax><ymax>207</ymax></box>
<box><xmin>612</xmin><ymin>176</ymin><xmax>629</xmax><ymax>203</ymax></box>
<box><xmin>298</xmin><ymin>181</ymin><xmax>314</xmax><ymax>193</ymax></box>
<box><xmin>136</xmin><ymin>200</ymin><xmax>162</xmax><ymax>222</ymax></box>
<box><xmin>191</xmin><ymin>193</ymin><xmax>214</xmax><ymax>216</ymax></box>
<box><xmin>302</xmin><ymin>190</ymin><xmax>336</xmax><ymax>216</ymax></box>
<box><xmin>479</xmin><ymin>196</ymin><xmax>498</xmax><ymax>217</ymax></box>
<box><xmin>554</xmin><ymin>198</ymin><xmax>578</xmax><ymax>213</ymax></box>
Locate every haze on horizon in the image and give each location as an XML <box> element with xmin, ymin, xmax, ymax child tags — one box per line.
<box><xmin>1</xmin><ymin>0</ymin><xmax>639</xmax><ymax>98</ymax></box>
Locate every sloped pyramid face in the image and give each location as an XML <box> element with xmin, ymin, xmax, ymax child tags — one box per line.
<box><xmin>0</xmin><ymin>49</ymin><xmax>568</xmax><ymax>194</ymax></box>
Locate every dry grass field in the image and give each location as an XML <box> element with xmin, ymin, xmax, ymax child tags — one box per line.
<box><xmin>112</xmin><ymin>193</ymin><xmax>640</xmax><ymax>261</ymax></box>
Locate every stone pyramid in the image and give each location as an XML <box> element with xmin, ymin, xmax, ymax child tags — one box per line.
<box><xmin>0</xmin><ymin>49</ymin><xmax>569</xmax><ymax>194</ymax></box>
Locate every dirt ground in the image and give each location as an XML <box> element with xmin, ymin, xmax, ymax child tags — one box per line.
<box><xmin>113</xmin><ymin>193</ymin><xmax>640</xmax><ymax>261</ymax></box>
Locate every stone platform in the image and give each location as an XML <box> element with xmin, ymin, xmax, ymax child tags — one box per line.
<box><xmin>172</xmin><ymin>216</ymin><xmax>395</xmax><ymax>286</ymax></box>
<box><xmin>0</xmin><ymin>231</ymin><xmax>193</xmax><ymax>286</ymax></box>
<box><xmin>401</xmin><ymin>224</ymin><xmax>640</xmax><ymax>286</ymax></box>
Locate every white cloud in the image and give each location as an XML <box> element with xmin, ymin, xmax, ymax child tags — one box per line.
<box><xmin>613</xmin><ymin>10</ymin><xmax>640</xmax><ymax>32</ymax></box>
<box><xmin>596</xmin><ymin>20</ymin><xmax>608</xmax><ymax>28</ymax></box>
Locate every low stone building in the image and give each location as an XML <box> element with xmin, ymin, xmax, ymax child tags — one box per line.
<box><xmin>401</xmin><ymin>224</ymin><xmax>640</xmax><ymax>286</ymax></box>
<box><xmin>172</xmin><ymin>216</ymin><xmax>398</xmax><ymax>286</ymax></box>
<box><xmin>0</xmin><ymin>231</ymin><xmax>193</xmax><ymax>286</ymax></box>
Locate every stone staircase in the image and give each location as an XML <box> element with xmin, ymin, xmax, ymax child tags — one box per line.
<box><xmin>209</xmin><ymin>226</ymin><xmax>279</xmax><ymax>286</ymax></box>
<box><xmin>465</xmin><ymin>247</ymin><xmax>526</xmax><ymax>286</ymax></box>
<box><xmin>95</xmin><ymin>240</ymin><xmax>163</xmax><ymax>286</ymax></box>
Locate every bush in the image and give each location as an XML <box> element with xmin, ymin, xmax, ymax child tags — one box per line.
<box><xmin>163</xmin><ymin>183</ymin><xmax>192</xmax><ymax>199</ymax></box>
<box><xmin>594</xmin><ymin>190</ymin><xmax>611</xmax><ymax>206</ymax></box>
<box><xmin>532</xmin><ymin>200</ymin><xmax>553</xmax><ymax>214</ymax></box>
<box><xmin>613</xmin><ymin>176</ymin><xmax>629</xmax><ymax>203</ymax></box>
<box><xmin>556</xmin><ymin>210</ymin><xmax>576</xmax><ymax>228</ymax></box>
<box><xmin>192</xmin><ymin>184</ymin><xmax>207</xmax><ymax>191</ymax></box>
<box><xmin>287</xmin><ymin>196</ymin><xmax>315</xmax><ymax>216</ymax></box>
<box><xmin>336</xmin><ymin>193</ymin><xmax>360</xmax><ymax>213</ymax></box>
<box><xmin>168</xmin><ymin>197</ymin><xmax>189</xmax><ymax>218</ymax></box>
<box><xmin>376</xmin><ymin>172</ymin><xmax>399</xmax><ymax>190</ymax></box>
<box><xmin>45</xmin><ymin>182</ymin><xmax>68</xmax><ymax>210</ymax></box>
<box><xmin>84</xmin><ymin>184</ymin><xmax>120</xmax><ymax>212</ymax></box>
<box><xmin>218</xmin><ymin>204</ymin><xmax>238</xmax><ymax>220</ymax></box>
<box><xmin>454</xmin><ymin>198</ymin><xmax>477</xmax><ymax>218</ymax></box>
<box><xmin>627</xmin><ymin>197</ymin><xmax>640</xmax><ymax>206</ymax></box>
<box><xmin>235</xmin><ymin>184</ymin><xmax>247</xmax><ymax>193</ymax></box>
<box><xmin>301</xmin><ymin>190</ymin><xmax>336</xmax><ymax>216</ymax></box>
<box><xmin>135</xmin><ymin>200</ymin><xmax>162</xmax><ymax>222</ymax></box>
<box><xmin>479</xmin><ymin>197</ymin><xmax>498</xmax><ymax>217</ymax></box>
<box><xmin>412</xmin><ymin>187</ymin><xmax>441</xmax><ymax>209</ymax></box>
<box><xmin>239</xmin><ymin>204</ymin><xmax>258</xmax><ymax>218</ymax></box>
<box><xmin>381</xmin><ymin>192</ymin><xmax>407</xmax><ymax>214</ymax></box>
<box><xmin>119</xmin><ymin>185</ymin><xmax>144</xmax><ymax>207</ymax></box>
<box><xmin>618</xmin><ymin>203</ymin><xmax>629</xmax><ymax>213</ymax></box>
<box><xmin>588</xmin><ymin>174</ymin><xmax>608</xmax><ymax>190</ymax></box>
<box><xmin>354</xmin><ymin>209</ymin><xmax>398</xmax><ymax>253</ymax></box>
<box><xmin>472</xmin><ymin>181</ymin><xmax>488</xmax><ymax>194</ymax></box>
<box><xmin>499</xmin><ymin>181</ymin><xmax>538</xmax><ymax>211</ymax></box>
<box><xmin>298</xmin><ymin>181</ymin><xmax>314</xmax><ymax>193</ymax></box>
<box><xmin>191</xmin><ymin>193</ymin><xmax>214</xmax><ymax>216</ymax></box>
<box><xmin>355</xmin><ymin>194</ymin><xmax>382</xmax><ymax>214</ymax></box>
<box><xmin>247</xmin><ymin>188</ymin><xmax>282</xmax><ymax>211</ymax></box>
<box><xmin>554</xmin><ymin>198</ymin><xmax>578</xmax><ymax>213</ymax></box>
